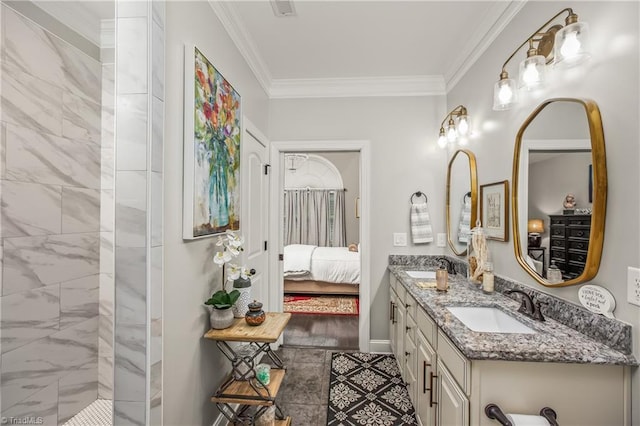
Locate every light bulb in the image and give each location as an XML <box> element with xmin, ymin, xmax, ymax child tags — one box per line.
<box><xmin>522</xmin><ymin>63</ymin><xmax>539</xmax><ymax>85</ymax></box>
<box><xmin>498</xmin><ymin>84</ymin><xmax>513</xmax><ymax>104</ymax></box>
<box><xmin>560</xmin><ymin>31</ymin><xmax>581</xmax><ymax>59</ymax></box>
<box><xmin>437</xmin><ymin>134</ymin><xmax>447</xmax><ymax>148</ymax></box>
<box><xmin>447</xmin><ymin>126</ymin><xmax>457</xmax><ymax>142</ymax></box>
<box><xmin>457</xmin><ymin>116</ymin><xmax>469</xmax><ymax>136</ymax></box>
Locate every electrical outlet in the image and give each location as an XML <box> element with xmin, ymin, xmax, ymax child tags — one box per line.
<box><xmin>393</xmin><ymin>233</ymin><xmax>407</xmax><ymax>247</ymax></box>
<box><xmin>627</xmin><ymin>267</ymin><xmax>640</xmax><ymax>307</ymax></box>
<box><xmin>437</xmin><ymin>233</ymin><xmax>446</xmax><ymax>247</ymax></box>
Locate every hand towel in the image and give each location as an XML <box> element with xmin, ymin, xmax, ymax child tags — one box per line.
<box><xmin>458</xmin><ymin>196</ymin><xmax>472</xmax><ymax>243</ymax></box>
<box><xmin>411</xmin><ymin>202</ymin><xmax>433</xmax><ymax>244</ymax></box>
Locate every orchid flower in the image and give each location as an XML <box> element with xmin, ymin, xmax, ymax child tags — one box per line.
<box><xmin>226</xmin><ymin>263</ymin><xmax>241</xmax><ymax>281</ymax></box>
<box><xmin>213</xmin><ymin>251</ymin><xmax>232</xmax><ymax>266</ymax></box>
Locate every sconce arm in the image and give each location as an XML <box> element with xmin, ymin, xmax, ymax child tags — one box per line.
<box><xmin>439</xmin><ymin>105</ymin><xmax>468</xmax><ymax>128</ymax></box>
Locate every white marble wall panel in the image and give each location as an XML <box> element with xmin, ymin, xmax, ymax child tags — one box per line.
<box><xmin>150</xmin><ymin>247</ymin><xmax>162</xmax><ymax>321</ymax></box>
<box><xmin>0</xmin><ymin>285</ymin><xmax>59</xmax><ymax>353</ymax></box>
<box><xmin>1</xmin><ymin>181</ymin><xmax>62</xmax><ymax>237</ymax></box>
<box><xmin>60</xmin><ymin>275</ymin><xmax>99</xmax><ymax>330</ymax></box>
<box><xmin>151</xmin><ymin>96</ymin><xmax>163</xmax><ymax>173</ymax></box>
<box><xmin>98</xmin><ymin>312</ymin><xmax>114</xmax><ymax>359</ymax></box>
<box><xmin>114</xmin><ymin>323</ymin><xmax>146</xmax><ymax>402</ymax></box>
<box><xmin>116</xmin><ymin>94</ymin><xmax>148</xmax><ymax>171</ymax></box>
<box><xmin>50</xmin><ymin>37</ymin><xmax>102</xmax><ymax>105</ymax></box>
<box><xmin>100</xmin><ymin>190</ymin><xmax>114</xmax><ymax>233</ymax></box>
<box><xmin>98</xmin><ymin>354</ymin><xmax>113</xmax><ymax>400</ymax></box>
<box><xmin>1</xmin><ymin>123</ymin><xmax>6</xmax><ymax>179</ymax></box>
<box><xmin>116</xmin><ymin>18</ymin><xmax>148</xmax><ymax>94</ymax></box>
<box><xmin>1</xmin><ymin>318</ymin><xmax>97</xmax><ymax>410</ymax></box>
<box><xmin>99</xmin><ymin>232</ymin><xmax>114</xmax><ymax>275</ymax></box>
<box><xmin>114</xmin><ymin>401</ymin><xmax>145</xmax><ymax>426</ymax></box>
<box><xmin>1</xmin><ymin>381</ymin><xmax>58</xmax><ymax>426</ymax></box>
<box><xmin>1</xmin><ymin>62</ymin><xmax>63</xmax><ymax>137</ymax></box>
<box><xmin>62</xmin><ymin>92</ymin><xmax>101</xmax><ymax>145</ymax></box>
<box><xmin>62</xmin><ymin>188</ymin><xmax>100</xmax><ymax>233</ymax></box>
<box><xmin>2</xmin><ymin>233</ymin><xmax>99</xmax><ymax>295</ymax></box>
<box><xmin>5</xmin><ymin>125</ymin><xmax>101</xmax><ymax>189</ymax></box>
<box><xmin>150</xmin><ymin>392</ymin><xmax>162</xmax><ymax>426</ymax></box>
<box><xmin>150</xmin><ymin>359</ymin><xmax>161</xmax><ymax>399</ymax></box>
<box><xmin>115</xmin><ymin>171</ymin><xmax>147</xmax><ymax>248</ymax></box>
<box><xmin>99</xmin><ymin>273</ymin><xmax>115</xmax><ymax>319</ymax></box>
<box><xmin>151</xmin><ymin>19</ymin><xmax>164</xmax><ymax>101</ymax></box>
<box><xmin>58</xmin><ymin>361</ymin><xmax>99</xmax><ymax>424</ymax></box>
<box><xmin>101</xmin><ymin>149</ymin><xmax>115</xmax><ymax>191</ymax></box>
<box><xmin>152</xmin><ymin>0</ymin><xmax>165</xmax><ymax>28</ymax></box>
<box><xmin>151</xmin><ymin>172</ymin><xmax>163</xmax><ymax>247</ymax></box>
<box><xmin>115</xmin><ymin>247</ymin><xmax>146</xmax><ymax>325</ymax></box>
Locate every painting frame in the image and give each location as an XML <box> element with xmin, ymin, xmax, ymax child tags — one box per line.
<box><xmin>183</xmin><ymin>45</ymin><xmax>242</xmax><ymax>240</ymax></box>
<box><xmin>480</xmin><ymin>180</ymin><xmax>509</xmax><ymax>242</ymax></box>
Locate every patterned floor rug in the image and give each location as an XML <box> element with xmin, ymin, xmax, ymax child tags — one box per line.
<box><xmin>327</xmin><ymin>352</ymin><xmax>417</xmax><ymax>425</ymax></box>
<box><xmin>284</xmin><ymin>295</ymin><xmax>359</xmax><ymax>315</ymax></box>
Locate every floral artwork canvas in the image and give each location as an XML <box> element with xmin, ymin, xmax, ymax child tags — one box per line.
<box><xmin>183</xmin><ymin>46</ymin><xmax>241</xmax><ymax>239</ymax></box>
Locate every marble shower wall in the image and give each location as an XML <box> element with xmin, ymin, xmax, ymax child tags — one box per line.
<box><xmin>0</xmin><ymin>4</ymin><xmax>103</xmax><ymax>424</ymax></box>
<box><xmin>113</xmin><ymin>1</ymin><xmax>164</xmax><ymax>425</ymax></box>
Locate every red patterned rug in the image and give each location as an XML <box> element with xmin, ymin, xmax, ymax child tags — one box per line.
<box><xmin>284</xmin><ymin>295</ymin><xmax>359</xmax><ymax>316</ymax></box>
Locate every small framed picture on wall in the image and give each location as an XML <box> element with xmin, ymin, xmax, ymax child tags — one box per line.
<box><xmin>480</xmin><ymin>180</ymin><xmax>509</xmax><ymax>242</ymax></box>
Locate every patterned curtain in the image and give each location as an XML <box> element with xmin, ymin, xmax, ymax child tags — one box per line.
<box><xmin>284</xmin><ymin>189</ymin><xmax>346</xmax><ymax>247</ymax></box>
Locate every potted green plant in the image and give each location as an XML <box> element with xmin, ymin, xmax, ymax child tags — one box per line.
<box><xmin>205</xmin><ymin>289</ymin><xmax>241</xmax><ymax>329</ymax></box>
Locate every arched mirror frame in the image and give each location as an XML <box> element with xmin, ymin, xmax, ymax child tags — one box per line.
<box><xmin>446</xmin><ymin>149</ymin><xmax>478</xmax><ymax>256</ymax></box>
<box><xmin>512</xmin><ymin>98</ymin><xmax>607</xmax><ymax>287</ymax></box>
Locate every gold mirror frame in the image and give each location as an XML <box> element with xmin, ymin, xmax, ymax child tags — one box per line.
<box><xmin>512</xmin><ymin>98</ymin><xmax>607</xmax><ymax>287</ymax></box>
<box><xmin>446</xmin><ymin>149</ymin><xmax>478</xmax><ymax>256</ymax></box>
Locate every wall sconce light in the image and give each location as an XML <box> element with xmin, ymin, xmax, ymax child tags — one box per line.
<box><xmin>437</xmin><ymin>105</ymin><xmax>471</xmax><ymax>149</ymax></box>
<box><xmin>493</xmin><ymin>8</ymin><xmax>590</xmax><ymax>111</ymax></box>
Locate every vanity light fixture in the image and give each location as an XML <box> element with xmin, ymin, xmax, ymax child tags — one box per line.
<box><xmin>437</xmin><ymin>105</ymin><xmax>471</xmax><ymax>149</ymax></box>
<box><xmin>493</xmin><ymin>8</ymin><xmax>590</xmax><ymax>111</ymax></box>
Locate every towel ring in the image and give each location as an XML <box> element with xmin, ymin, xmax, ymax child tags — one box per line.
<box><xmin>411</xmin><ymin>191</ymin><xmax>428</xmax><ymax>204</ymax></box>
<box><xmin>463</xmin><ymin>191</ymin><xmax>471</xmax><ymax>203</ymax></box>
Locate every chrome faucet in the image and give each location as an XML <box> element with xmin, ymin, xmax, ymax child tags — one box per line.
<box><xmin>506</xmin><ymin>289</ymin><xmax>546</xmax><ymax>321</ymax></box>
<box><xmin>438</xmin><ymin>258</ymin><xmax>456</xmax><ymax>275</ymax></box>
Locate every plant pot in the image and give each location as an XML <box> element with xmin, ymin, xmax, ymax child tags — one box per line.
<box><xmin>232</xmin><ymin>277</ymin><xmax>252</xmax><ymax>318</ymax></box>
<box><xmin>209</xmin><ymin>306</ymin><xmax>235</xmax><ymax>329</ymax></box>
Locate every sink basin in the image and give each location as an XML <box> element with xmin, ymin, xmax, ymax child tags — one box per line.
<box><xmin>405</xmin><ymin>270</ymin><xmax>436</xmax><ymax>279</ymax></box>
<box><xmin>446</xmin><ymin>306</ymin><xmax>536</xmax><ymax>334</ymax></box>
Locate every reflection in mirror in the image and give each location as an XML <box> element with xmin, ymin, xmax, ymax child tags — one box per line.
<box><xmin>513</xmin><ymin>99</ymin><xmax>607</xmax><ymax>287</ymax></box>
<box><xmin>447</xmin><ymin>149</ymin><xmax>478</xmax><ymax>256</ymax></box>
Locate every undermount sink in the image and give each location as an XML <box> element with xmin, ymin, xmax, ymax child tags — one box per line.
<box><xmin>446</xmin><ymin>306</ymin><xmax>536</xmax><ymax>334</ymax></box>
<box><xmin>405</xmin><ymin>270</ymin><xmax>436</xmax><ymax>279</ymax></box>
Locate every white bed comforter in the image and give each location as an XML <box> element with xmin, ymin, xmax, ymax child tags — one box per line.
<box><xmin>283</xmin><ymin>245</ymin><xmax>360</xmax><ymax>285</ymax></box>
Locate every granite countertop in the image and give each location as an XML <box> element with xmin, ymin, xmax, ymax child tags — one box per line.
<box><xmin>388</xmin><ymin>265</ymin><xmax>637</xmax><ymax>366</ymax></box>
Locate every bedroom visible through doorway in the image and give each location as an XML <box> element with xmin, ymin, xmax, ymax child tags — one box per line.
<box><xmin>281</xmin><ymin>151</ymin><xmax>361</xmax><ymax>350</ymax></box>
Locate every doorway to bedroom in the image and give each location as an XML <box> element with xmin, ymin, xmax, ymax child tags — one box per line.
<box><xmin>269</xmin><ymin>141</ymin><xmax>371</xmax><ymax>352</ymax></box>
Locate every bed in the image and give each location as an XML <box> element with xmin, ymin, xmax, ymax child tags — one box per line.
<box><xmin>283</xmin><ymin>244</ymin><xmax>360</xmax><ymax>295</ymax></box>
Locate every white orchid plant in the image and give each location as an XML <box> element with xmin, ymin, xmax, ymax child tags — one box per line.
<box><xmin>213</xmin><ymin>230</ymin><xmax>251</xmax><ymax>290</ymax></box>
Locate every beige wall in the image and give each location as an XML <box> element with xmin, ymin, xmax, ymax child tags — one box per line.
<box><xmin>446</xmin><ymin>1</ymin><xmax>640</xmax><ymax>423</ymax></box>
<box><xmin>163</xmin><ymin>2</ymin><xmax>269</xmax><ymax>425</ymax></box>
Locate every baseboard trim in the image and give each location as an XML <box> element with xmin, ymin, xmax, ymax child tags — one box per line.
<box><xmin>369</xmin><ymin>339</ymin><xmax>392</xmax><ymax>353</ymax></box>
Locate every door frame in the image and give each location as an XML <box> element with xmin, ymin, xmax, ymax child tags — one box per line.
<box><xmin>268</xmin><ymin>140</ymin><xmax>371</xmax><ymax>352</ymax></box>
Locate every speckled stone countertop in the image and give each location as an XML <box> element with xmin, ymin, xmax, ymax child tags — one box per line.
<box><xmin>388</xmin><ymin>265</ymin><xmax>637</xmax><ymax>366</ymax></box>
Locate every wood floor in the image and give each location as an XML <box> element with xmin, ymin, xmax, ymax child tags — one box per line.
<box><xmin>283</xmin><ymin>314</ymin><xmax>359</xmax><ymax>350</ymax></box>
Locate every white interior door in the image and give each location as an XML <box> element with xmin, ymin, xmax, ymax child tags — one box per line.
<box><xmin>242</xmin><ymin>120</ymin><xmax>269</xmax><ymax>307</ymax></box>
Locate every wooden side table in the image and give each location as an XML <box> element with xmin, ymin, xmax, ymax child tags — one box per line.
<box><xmin>204</xmin><ymin>312</ymin><xmax>292</xmax><ymax>425</ymax></box>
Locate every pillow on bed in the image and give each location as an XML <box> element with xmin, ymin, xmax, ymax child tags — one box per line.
<box><xmin>348</xmin><ymin>243</ymin><xmax>358</xmax><ymax>252</ymax></box>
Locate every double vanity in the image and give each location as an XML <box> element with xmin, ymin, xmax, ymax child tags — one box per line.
<box><xmin>388</xmin><ymin>257</ymin><xmax>636</xmax><ymax>426</ymax></box>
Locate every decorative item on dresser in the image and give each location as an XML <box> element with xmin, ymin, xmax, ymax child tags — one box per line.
<box><xmin>549</xmin><ymin>214</ymin><xmax>591</xmax><ymax>280</ymax></box>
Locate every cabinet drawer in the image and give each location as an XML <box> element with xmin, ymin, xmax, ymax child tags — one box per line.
<box><xmin>397</xmin><ymin>283</ymin><xmax>407</xmax><ymax>306</ymax></box>
<box><xmin>406</xmin><ymin>310</ymin><xmax>417</xmax><ymax>343</ymax></box>
<box><xmin>549</xmin><ymin>216</ymin><xmax>567</xmax><ymax>226</ymax></box>
<box><xmin>405</xmin><ymin>293</ymin><xmax>417</xmax><ymax>321</ymax></box>
<box><xmin>568</xmin><ymin>240</ymin><xmax>589</xmax><ymax>251</ymax></box>
<box><xmin>568</xmin><ymin>216</ymin><xmax>592</xmax><ymax>226</ymax></box>
<box><xmin>550</xmin><ymin>226</ymin><xmax>565</xmax><ymax>237</ymax></box>
<box><xmin>550</xmin><ymin>238</ymin><xmax>566</xmax><ymax>248</ymax></box>
<box><xmin>550</xmin><ymin>248</ymin><xmax>566</xmax><ymax>261</ymax></box>
<box><xmin>568</xmin><ymin>227</ymin><xmax>590</xmax><ymax>239</ymax></box>
<box><xmin>417</xmin><ymin>307</ymin><xmax>437</xmax><ymax>348</ymax></box>
<box><xmin>568</xmin><ymin>251</ymin><xmax>588</xmax><ymax>264</ymax></box>
<box><xmin>437</xmin><ymin>330</ymin><xmax>470</xmax><ymax>395</ymax></box>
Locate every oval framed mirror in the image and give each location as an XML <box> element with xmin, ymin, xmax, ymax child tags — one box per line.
<box><xmin>512</xmin><ymin>98</ymin><xmax>607</xmax><ymax>287</ymax></box>
<box><xmin>446</xmin><ymin>149</ymin><xmax>478</xmax><ymax>256</ymax></box>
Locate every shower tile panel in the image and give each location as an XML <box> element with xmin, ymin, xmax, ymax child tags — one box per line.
<box><xmin>1</xmin><ymin>381</ymin><xmax>58</xmax><ymax>426</ymax></box>
<box><xmin>150</xmin><ymin>247</ymin><xmax>162</xmax><ymax>320</ymax></box>
<box><xmin>113</xmin><ymin>401</ymin><xmax>145</xmax><ymax>426</ymax></box>
<box><xmin>101</xmin><ymin>149</ymin><xmax>115</xmax><ymax>191</ymax></box>
<box><xmin>116</xmin><ymin>18</ymin><xmax>148</xmax><ymax>95</ymax></box>
<box><xmin>150</xmin><ymin>360</ymin><xmax>161</xmax><ymax>399</ymax></box>
<box><xmin>1</xmin><ymin>62</ymin><xmax>64</xmax><ymax>137</ymax></box>
<box><xmin>115</xmin><ymin>94</ymin><xmax>148</xmax><ymax>171</ymax></box>
<box><xmin>114</xmin><ymin>248</ymin><xmax>146</xmax><ymax>324</ymax></box>
<box><xmin>62</xmin><ymin>92</ymin><xmax>101</xmax><ymax>145</ymax></box>
<box><xmin>152</xmin><ymin>0</ymin><xmax>165</xmax><ymax>27</ymax></box>
<box><xmin>114</xmin><ymin>324</ymin><xmax>146</xmax><ymax>402</ymax></box>
<box><xmin>50</xmin><ymin>36</ymin><xmax>102</xmax><ymax>105</ymax></box>
<box><xmin>99</xmin><ymin>273</ymin><xmax>114</xmax><ymax>318</ymax></box>
<box><xmin>151</xmin><ymin>96</ymin><xmax>164</xmax><ymax>172</ymax></box>
<box><xmin>0</xmin><ymin>285</ymin><xmax>60</xmax><ymax>353</ymax></box>
<box><xmin>58</xmin><ymin>361</ymin><xmax>99</xmax><ymax>424</ymax></box>
<box><xmin>150</xmin><ymin>391</ymin><xmax>162</xmax><ymax>426</ymax></box>
<box><xmin>151</xmin><ymin>19</ymin><xmax>164</xmax><ymax>101</ymax></box>
<box><xmin>151</xmin><ymin>172</ymin><xmax>163</xmax><ymax>247</ymax></box>
<box><xmin>60</xmin><ymin>275</ymin><xmax>99</xmax><ymax>330</ymax></box>
<box><xmin>98</xmin><ymin>314</ymin><xmax>114</xmax><ymax>362</ymax></box>
<box><xmin>1</xmin><ymin>318</ymin><xmax>97</xmax><ymax>410</ymax></box>
<box><xmin>62</xmin><ymin>188</ymin><xmax>101</xmax><ymax>234</ymax></box>
<box><xmin>1</xmin><ymin>181</ymin><xmax>62</xmax><ymax>237</ymax></box>
<box><xmin>99</xmin><ymin>233</ymin><xmax>114</xmax><ymax>275</ymax></box>
<box><xmin>115</xmin><ymin>171</ymin><xmax>147</xmax><ymax>248</ymax></box>
<box><xmin>99</xmin><ymin>189</ymin><xmax>114</xmax><ymax>232</ymax></box>
<box><xmin>5</xmin><ymin>125</ymin><xmax>101</xmax><ymax>189</ymax></box>
<box><xmin>2</xmin><ymin>233</ymin><xmax>99</xmax><ymax>295</ymax></box>
<box><xmin>98</xmin><ymin>355</ymin><xmax>114</xmax><ymax>400</ymax></box>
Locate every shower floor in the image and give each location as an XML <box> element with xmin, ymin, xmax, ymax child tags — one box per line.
<box><xmin>63</xmin><ymin>399</ymin><xmax>112</xmax><ymax>426</ymax></box>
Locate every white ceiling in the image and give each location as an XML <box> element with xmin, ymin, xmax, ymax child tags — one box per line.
<box><xmin>215</xmin><ymin>1</ymin><xmax>526</xmax><ymax>96</ymax></box>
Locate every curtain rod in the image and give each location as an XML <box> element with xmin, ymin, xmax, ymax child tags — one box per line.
<box><xmin>284</xmin><ymin>188</ymin><xmax>347</xmax><ymax>192</ymax></box>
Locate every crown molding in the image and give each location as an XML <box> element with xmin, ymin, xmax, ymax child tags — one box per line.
<box><xmin>270</xmin><ymin>75</ymin><xmax>446</xmax><ymax>99</ymax></box>
<box><xmin>445</xmin><ymin>0</ymin><xmax>527</xmax><ymax>93</ymax></box>
<box><xmin>207</xmin><ymin>0</ymin><xmax>272</xmax><ymax>95</ymax></box>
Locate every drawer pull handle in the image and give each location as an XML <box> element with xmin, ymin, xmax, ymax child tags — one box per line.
<box><xmin>389</xmin><ymin>301</ymin><xmax>394</xmax><ymax>322</ymax></box>
<box><xmin>422</xmin><ymin>361</ymin><xmax>431</xmax><ymax>394</ymax></box>
<box><xmin>405</xmin><ymin>351</ymin><xmax>410</xmax><ymax>357</ymax></box>
<box><xmin>428</xmin><ymin>372</ymin><xmax>438</xmax><ymax>407</ymax></box>
<box><xmin>406</xmin><ymin>326</ymin><xmax>411</xmax><ymax>331</ymax></box>
<box><xmin>405</xmin><ymin>303</ymin><xmax>411</xmax><ymax>309</ymax></box>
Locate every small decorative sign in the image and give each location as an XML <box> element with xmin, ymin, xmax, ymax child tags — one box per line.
<box><xmin>578</xmin><ymin>285</ymin><xmax>616</xmax><ymax>319</ymax></box>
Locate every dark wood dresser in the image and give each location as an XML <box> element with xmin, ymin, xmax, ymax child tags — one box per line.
<box><xmin>549</xmin><ymin>214</ymin><xmax>591</xmax><ymax>280</ymax></box>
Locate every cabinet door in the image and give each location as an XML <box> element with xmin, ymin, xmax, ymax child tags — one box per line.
<box><xmin>437</xmin><ymin>359</ymin><xmax>469</xmax><ymax>426</ymax></box>
<box><xmin>404</xmin><ymin>334</ymin><xmax>417</xmax><ymax>404</ymax></box>
<box><xmin>394</xmin><ymin>304</ymin><xmax>405</xmax><ymax>367</ymax></box>
<box><xmin>389</xmin><ymin>288</ymin><xmax>397</xmax><ymax>356</ymax></box>
<box><xmin>416</xmin><ymin>331</ymin><xmax>437</xmax><ymax>426</ymax></box>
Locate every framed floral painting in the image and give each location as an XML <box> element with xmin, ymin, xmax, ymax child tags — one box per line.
<box><xmin>183</xmin><ymin>45</ymin><xmax>241</xmax><ymax>239</ymax></box>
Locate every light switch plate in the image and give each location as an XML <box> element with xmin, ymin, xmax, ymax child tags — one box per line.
<box><xmin>627</xmin><ymin>267</ymin><xmax>640</xmax><ymax>307</ymax></box>
<box><xmin>393</xmin><ymin>233</ymin><xmax>407</xmax><ymax>247</ymax></box>
<box><xmin>437</xmin><ymin>233</ymin><xmax>446</xmax><ymax>247</ymax></box>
